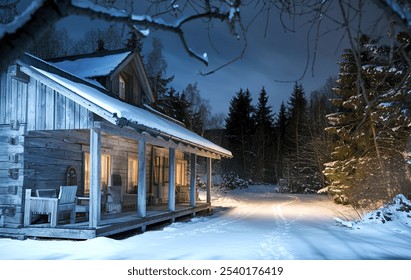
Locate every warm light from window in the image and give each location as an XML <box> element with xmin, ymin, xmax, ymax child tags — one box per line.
<box><xmin>127</xmin><ymin>156</ymin><xmax>138</xmax><ymax>194</ymax></box>
<box><xmin>119</xmin><ymin>75</ymin><xmax>126</xmax><ymax>100</ymax></box>
<box><xmin>84</xmin><ymin>152</ymin><xmax>111</xmax><ymax>194</ymax></box>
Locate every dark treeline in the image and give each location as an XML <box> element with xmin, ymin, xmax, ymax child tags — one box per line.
<box><xmin>222</xmin><ymin>81</ymin><xmax>335</xmax><ymax>194</ymax></box>
<box><xmin>220</xmin><ymin>32</ymin><xmax>411</xmax><ymax>210</ymax></box>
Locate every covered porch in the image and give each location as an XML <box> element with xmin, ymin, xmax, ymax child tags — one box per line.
<box><xmin>22</xmin><ymin>120</ymin><xmax>218</xmax><ymax>239</ymax></box>
<box><xmin>20</xmin><ymin>202</ymin><xmax>211</xmax><ymax>239</ymax></box>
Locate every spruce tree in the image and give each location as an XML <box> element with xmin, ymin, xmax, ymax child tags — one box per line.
<box><xmin>307</xmin><ymin>77</ymin><xmax>337</xmax><ymax>188</ymax></box>
<box><xmin>145</xmin><ymin>38</ymin><xmax>174</xmax><ymax>100</ymax></box>
<box><xmin>273</xmin><ymin>101</ymin><xmax>288</xmax><ymax>183</ymax></box>
<box><xmin>283</xmin><ymin>83</ymin><xmax>318</xmax><ymax>192</ymax></box>
<box><xmin>324</xmin><ymin>34</ymin><xmax>411</xmax><ymax>207</ymax></box>
<box><xmin>225</xmin><ymin>89</ymin><xmax>255</xmax><ymax>179</ymax></box>
<box><xmin>253</xmin><ymin>87</ymin><xmax>275</xmax><ymax>182</ymax></box>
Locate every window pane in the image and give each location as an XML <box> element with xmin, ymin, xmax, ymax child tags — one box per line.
<box><xmin>119</xmin><ymin>75</ymin><xmax>126</xmax><ymax>100</ymax></box>
<box><xmin>84</xmin><ymin>153</ymin><xmax>111</xmax><ymax>194</ymax></box>
<box><xmin>84</xmin><ymin>153</ymin><xmax>90</xmax><ymax>194</ymax></box>
<box><xmin>163</xmin><ymin>157</ymin><xmax>169</xmax><ymax>184</ymax></box>
<box><xmin>127</xmin><ymin>157</ymin><xmax>138</xmax><ymax>194</ymax></box>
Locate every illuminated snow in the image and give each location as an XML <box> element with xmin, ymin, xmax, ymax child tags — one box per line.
<box><xmin>1</xmin><ymin>185</ymin><xmax>410</xmax><ymax>260</ymax></box>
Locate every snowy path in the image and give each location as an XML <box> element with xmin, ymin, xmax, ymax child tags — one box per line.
<box><xmin>1</xmin><ymin>185</ymin><xmax>411</xmax><ymax>259</ymax></box>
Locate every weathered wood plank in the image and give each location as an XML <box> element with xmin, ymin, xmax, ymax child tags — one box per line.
<box><xmin>66</xmin><ymin>98</ymin><xmax>75</xmax><ymax>129</ymax></box>
<box><xmin>27</xmin><ymin>146</ymin><xmax>82</xmax><ymax>159</ymax></box>
<box><xmin>25</xmin><ymin>136</ymin><xmax>84</xmax><ymax>150</ymax></box>
<box><xmin>0</xmin><ymin>73</ymin><xmax>6</xmax><ymax>124</ymax></box>
<box><xmin>79</xmin><ymin>105</ymin><xmax>90</xmax><ymax>128</ymax></box>
<box><xmin>26</xmin><ymin>129</ymin><xmax>89</xmax><ymax>143</ymax></box>
<box><xmin>138</xmin><ymin>140</ymin><xmax>146</xmax><ymax>217</ymax></box>
<box><xmin>9</xmin><ymin>78</ymin><xmax>17</xmax><ymax>124</ymax></box>
<box><xmin>190</xmin><ymin>153</ymin><xmax>197</xmax><ymax>207</ymax></box>
<box><xmin>18</xmin><ymin>81</ymin><xmax>28</xmax><ymax>123</ymax></box>
<box><xmin>26</xmin><ymin>80</ymin><xmax>37</xmax><ymax>131</ymax></box>
<box><xmin>55</xmin><ymin>92</ymin><xmax>66</xmax><ymax>129</ymax></box>
<box><xmin>89</xmin><ymin>126</ymin><xmax>101</xmax><ymax>228</ymax></box>
<box><xmin>0</xmin><ymin>204</ymin><xmax>22</xmax><ymax>227</ymax></box>
<box><xmin>0</xmin><ymin>185</ymin><xmax>20</xmax><ymax>195</ymax></box>
<box><xmin>0</xmin><ymin>195</ymin><xmax>22</xmax><ymax>205</ymax></box>
<box><xmin>206</xmin><ymin>158</ymin><xmax>212</xmax><ymax>204</ymax></box>
<box><xmin>36</xmin><ymin>83</ymin><xmax>47</xmax><ymax>130</ymax></box>
<box><xmin>168</xmin><ymin>148</ymin><xmax>176</xmax><ymax>212</ymax></box>
<box><xmin>21</xmin><ymin>226</ymin><xmax>96</xmax><ymax>240</ymax></box>
<box><xmin>45</xmin><ymin>87</ymin><xmax>55</xmax><ymax>130</ymax></box>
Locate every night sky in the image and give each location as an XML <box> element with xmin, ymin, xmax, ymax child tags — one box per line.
<box><xmin>49</xmin><ymin>1</ymin><xmax>387</xmax><ymax>115</ymax></box>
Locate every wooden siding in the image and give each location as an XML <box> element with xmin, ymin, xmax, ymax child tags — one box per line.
<box><xmin>0</xmin><ymin>124</ymin><xmax>26</xmax><ymax>228</ymax></box>
<box><xmin>27</xmin><ymin>80</ymin><xmax>92</xmax><ymax>131</ymax></box>
<box><xmin>1</xmin><ymin>70</ymin><xmax>92</xmax><ymax>130</ymax></box>
<box><xmin>110</xmin><ymin>62</ymin><xmax>142</xmax><ymax>106</ymax></box>
<box><xmin>24</xmin><ymin>130</ymin><xmax>89</xmax><ymax>194</ymax></box>
<box><xmin>0</xmin><ymin>70</ymin><xmax>28</xmax><ymax>125</ymax></box>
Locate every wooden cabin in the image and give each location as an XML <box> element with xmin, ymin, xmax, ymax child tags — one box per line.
<box><xmin>0</xmin><ymin>50</ymin><xmax>231</xmax><ymax>239</ymax></box>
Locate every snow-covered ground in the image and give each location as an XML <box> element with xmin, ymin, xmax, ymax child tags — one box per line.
<box><xmin>1</xmin><ymin>184</ymin><xmax>411</xmax><ymax>260</ymax></box>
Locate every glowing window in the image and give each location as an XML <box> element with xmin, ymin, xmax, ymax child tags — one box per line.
<box><xmin>127</xmin><ymin>156</ymin><xmax>138</xmax><ymax>194</ymax></box>
<box><xmin>84</xmin><ymin>153</ymin><xmax>111</xmax><ymax>194</ymax></box>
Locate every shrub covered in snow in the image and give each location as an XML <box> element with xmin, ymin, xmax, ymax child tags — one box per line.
<box><xmin>361</xmin><ymin>194</ymin><xmax>411</xmax><ymax>224</ymax></box>
<box><xmin>217</xmin><ymin>172</ymin><xmax>248</xmax><ymax>190</ymax></box>
<box><xmin>196</xmin><ymin>172</ymin><xmax>248</xmax><ymax>192</ymax></box>
<box><xmin>335</xmin><ymin>194</ymin><xmax>411</xmax><ymax>228</ymax></box>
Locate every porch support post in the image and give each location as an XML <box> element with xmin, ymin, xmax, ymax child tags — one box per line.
<box><xmin>190</xmin><ymin>153</ymin><xmax>197</xmax><ymax>207</ymax></box>
<box><xmin>89</xmin><ymin>126</ymin><xmax>101</xmax><ymax>228</ymax></box>
<box><xmin>168</xmin><ymin>148</ymin><xmax>176</xmax><ymax>212</ymax></box>
<box><xmin>137</xmin><ymin>140</ymin><xmax>147</xmax><ymax>218</ymax></box>
<box><xmin>206</xmin><ymin>157</ymin><xmax>212</xmax><ymax>204</ymax></box>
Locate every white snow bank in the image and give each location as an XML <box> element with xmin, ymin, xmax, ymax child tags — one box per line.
<box><xmin>1</xmin><ymin>185</ymin><xmax>411</xmax><ymax>260</ymax></box>
<box><xmin>335</xmin><ymin>194</ymin><xmax>411</xmax><ymax>228</ymax></box>
<box><xmin>361</xmin><ymin>194</ymin><xmax>411</xmax><ymax>224</ymax></box>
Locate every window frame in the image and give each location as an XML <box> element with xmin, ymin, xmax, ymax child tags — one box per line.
<box><xmin>127</xmin><ymin>154</ymin><xmax>139</xmax><ymax>194</ymax></box>
<box><xmin>83</xmin><ymin>152</ymin><xmax>112</xmax><ymax>195</ymax></box>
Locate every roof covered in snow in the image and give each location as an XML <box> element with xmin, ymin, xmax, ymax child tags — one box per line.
<box><xmin>51</xmin><ymin>50</ymin><xmax>132</xmax><ymax>79</ymax></box>
<box><xmin>18</xmin><ymin>53</ymin><xmax>232</xmax><ymax>158</ymax></box>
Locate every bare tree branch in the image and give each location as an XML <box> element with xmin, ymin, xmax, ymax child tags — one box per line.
<box><xmin>0</xmin><ymin>0</ymin><xmax>242</xmax><ymax>72</ymax></box>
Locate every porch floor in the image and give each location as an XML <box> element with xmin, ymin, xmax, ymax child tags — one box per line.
<box><xmin>20</xmin><ymin>202</ymin><xmax>211</xmax><ymax>240</ymax></box>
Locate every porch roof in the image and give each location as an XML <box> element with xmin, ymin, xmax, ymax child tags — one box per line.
<box><xmin>18</xmin><ymin>54</ymin><xmax>232</xmax><ymax>158</ymax></box>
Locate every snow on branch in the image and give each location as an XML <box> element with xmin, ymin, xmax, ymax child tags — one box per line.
<box><xmin>69</xmin><ymin>0</ymin><xmax>240</xmax><ymax>66</ymax></box>
<box><xmin>0</xmin><ymin>0</ymin><xmax>242</xmax><ymax>73</ymax></box>
<box><xmin>0</xmin><ymin>0</ymin><xmax>44</xmax><ymax>39</ymax></box>
<box><xmin>373</xmin><ymin>0</ymin><xmax>411</xmax><ymax>29</ymax></box>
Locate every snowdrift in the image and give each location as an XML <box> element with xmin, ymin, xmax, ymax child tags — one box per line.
<box><xmin>336</xmin><ymin>194</ymin><xmax>411</xmax><ymax>228</ymax></box>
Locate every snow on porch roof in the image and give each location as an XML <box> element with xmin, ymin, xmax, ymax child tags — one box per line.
<box><xmin>51</xmin><ymin>51</ymin><xmax>132</xmax><ymax>79</ymax></box>
<box><xmin>26</xmin><ymin>64</ymin><xmax>232</xmax><ymax>158</ymax></box>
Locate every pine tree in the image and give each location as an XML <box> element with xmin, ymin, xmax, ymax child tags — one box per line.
<box><xmin>283</xmin><ymin>83</ymin><xmax>318</xmax><ymax>192</ymax></box>
<box><xmin>273</xmin><ymin>101</ymin><xmax>288</xmax><ymax>183</ymax></box>
<box><xmin>307</xmin><ymin>77</ymin><xmax>337</xmax><ymax>188</ymax></box>
<box><xmin>145</xmin><ymin>38</ymin><xmax>174</xmax><ymax>100</ymax></box>
<box><xmin>28</xmin><ymin>27</ymin><xmax>72</xmax><ymax>59</ymax></box>
<box><xmin>324</xmin><ymin>34</ymin><xmax>411</xmax><ymax>207</ymax></box>
<box><xmin>125</xmin><ymin>31</ymin><xmax>143</xmax><ymax>53</ymax></box>
<box><xmin>324</xmin><ymin>35</ymin><xmax>378</xmax><ymax>205</ymax></box>
<box><xmin>225</xmin><ymin>89</ymin><xmax>255</xmax><ymax>179</ymax></box>
<box><xmin>253</xmin><ymin>87</ymin><xmax>275</xmax><ymax>182</ymax></box>
<box><xmin>182</xmin><ymin>83</ymin><xmax>211</xmax><ymax>135</ymax></box>
<box><xmin>156</xmin><ymin>87</ymin><xmax>190</xmax><ymax>126</ymax></box>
